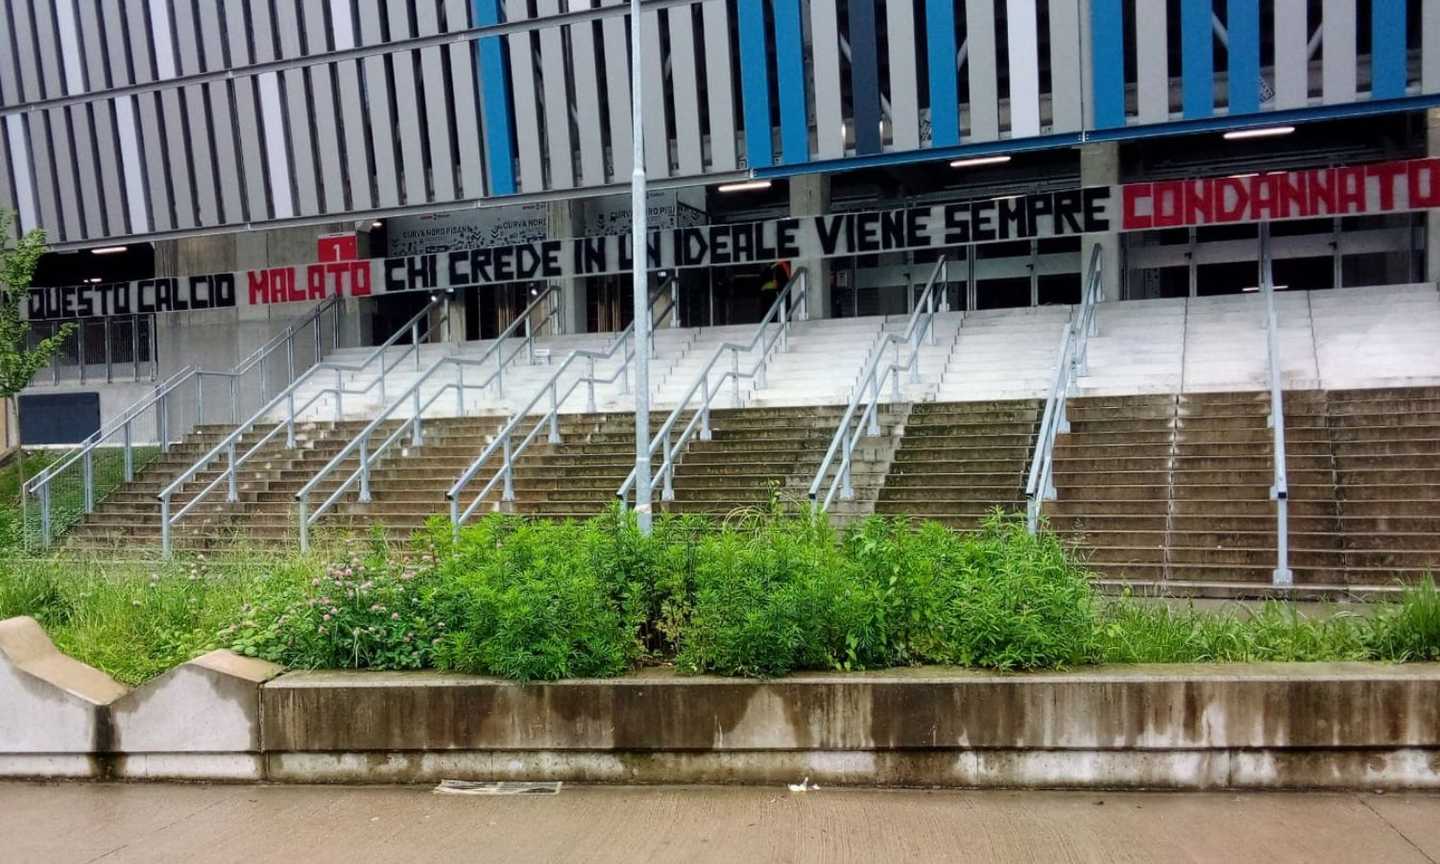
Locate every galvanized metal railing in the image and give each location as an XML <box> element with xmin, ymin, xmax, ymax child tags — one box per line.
<box><xmin>1023</xmin><ymin>244</ymin><xmax>1104</xmax><ymax>534</ymax></box>
<box><xmin>20</xmin><ymin>296</ymin><xmax>343</xmax><ymax>549</ymax></box>
<box><xmin>446</xmin><ymin>282</ymin><xmax>677</xmax><ymax>536</ymax></box>
<box><xmin>1259</xmin><ymin>224</ymin><xmax>1293</xmax><ymax>587</ymax></box>
<box><xmin>615</xmin><ymin>270</ymin><xmax>808</xmax><ymax>506</ymax></box>
<box><xmin>156</xmin><ymin>297</ymin><xmax>451</xmax><ymax>556</ymax></box>
<box><xmin>293</xmin><ymin>287</ymin><xmax>562</xmax><ymax>551</ymax></box>
<box><xmin>808</xmin><ymin>259</ymin><xmax>947</xmax><ymax>515</ymax></box>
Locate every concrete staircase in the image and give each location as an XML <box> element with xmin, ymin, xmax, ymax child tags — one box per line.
<box><xmin>932</xmin><ymin>306</ymin><xmax>1071</xmax><ymax>401</ymax></box>
<box><xmin>1045</xmin><ymin>387</ymin><xmax>1440</xmax><ymax>590</ymax></box>
<box><xmin>874</xmin><ymin>399</ymin><xmax>1044</xmax><ymax>528</ymax></box>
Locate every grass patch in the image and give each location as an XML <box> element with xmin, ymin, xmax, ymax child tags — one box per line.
<box><xmin>0</xmin><ymin>508</ymin><xmax>1437</xmax><ymax>685</ymax></box>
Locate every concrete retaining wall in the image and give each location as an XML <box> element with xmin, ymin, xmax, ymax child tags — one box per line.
<box><xmin>4</xmin><ymin>615</ymin><xmax>1439</xmax><ymax>788</ymax></box>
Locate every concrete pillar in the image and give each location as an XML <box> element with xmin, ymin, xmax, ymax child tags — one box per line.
<box><xmin>1080</xmin><ymin>142</ymin><xmax>1121</xmax><ymax>300</ymax></box>
<box><xmin>1428</xmin><ymin>109</ymin><xmax>1440</xmax><ymax>286</ymax></box>
<box><xmin>790</xmin><ymin>174</ymin><xmax>831</xmax><ymax>319</ymax></box>
<box><xmin>549</xmin><ymin>200</ymin><xmax>588</xmax><ymax>334</ymax></box>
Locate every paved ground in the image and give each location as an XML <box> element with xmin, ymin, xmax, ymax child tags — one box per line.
<box><xmin>3</xmin><ymin>783</ymin><xmax>1438</xmax><ymax>863</ymax></box>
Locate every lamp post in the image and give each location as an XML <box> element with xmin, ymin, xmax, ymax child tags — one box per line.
<box><xmin>629</xmin><ymin>0</ymin><xmax>653</xmax><ymax>534</ymax></box>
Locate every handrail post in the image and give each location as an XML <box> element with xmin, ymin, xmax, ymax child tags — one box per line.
<box><xmin>230</xmin><ymin>375</ymin><xmax>239</xmax><ymax>424</ymax></box>
<box><xmin>158</xmin><ymin>393</ymin><xmax>169</xmax><ymax>452</ymax></box>
<box><xmin>39</xmin><ymin>483</ymin><xmax>52</xmax><ymax>548</ymax></box>
<box><xmin>82</xmin><ymin>450</ymin><xmax>94</xmax><ymax>512</ymax></box>
<box><xmin>359</xmin><ymin>438</ymin><xmax>372</xmax><ymax>502</ymax></box>
<box><xmin>197</xmin><ymin>375</ymin><xmax>206</xmax><ymax>424</ymax></box>
<box><xmin>662</xmin><ymin>434</ymin><xmax>674</xmax><ymax>500</ymax></box>
<box><xmin>286</xmin><ymin>391</ymin><xmax>297</xmax><ymax>447</ymax></box>
<box><xmin>226</xmin><ymin>441</ymin><xmax>239</xmax><ymax>502</ymax></box>
<box><xmin>548</xmin><ymin>383</ymin><xmax>561</xmax><ymax>444</ymax></box>
<box><xmin>779</xmin><ymin>298</ymin><xmax>789</xmax><ymax>352</ymax></box>
<box><xmin>501</xmin><ymin>430</ymin><xmax>515</xmax><ymax>501</ymax></box>
<box><xmin>526</xmin><ymin>315</ymin><xmax>535</xmax><ymax>365</ymax></box>
<box><xmin>841</xmin><ymin>434</ymin><xmax>854</xmax><ymax>500</ymax></box>
<box><xmin>160</xmin><ymin>494</ymin><xmax>171</xmax><ymax>558</ymax></box>
<box><xmin>335</xmin><ymin>368</ymin><xmax>344</xmax><ymax>420</ymax></box>
<box><xmin>449</xmin><ymin>496</ymin><xmax>461</xmax><ymax>542</ymax></box>
<box><xmin>586</xmin><ymin>356</ymin><xmax>597</xmax><ymax>413</ymax></box>
<box><xmin>412</xmin><ymin>321</ymin><xmax>421</xmax><ymax>369</ymax></box>
<box><xmin>456</xmin><ymin>364</ymin><xmax>466</xmax><ymax>415</ymax></box>
<box><xmin>496</xmin><ymin>343</ymin><xmax>505</xmax><ymax>396</ymax></box>
<box><xmin>700</xmin><ymin>376</ymin><xmax>712</xmax><ymax>440</ymax></box>
<box><xmin>730</xmin><ymin>348</ymin><xmax>740</xmax><ymax>407</ymax></box>
<box><xmin>927</xmin><ymin>283</ymin><xmax>937</xmax><ymax>345</ymax></box>
<box><xmin>122</xmin><ymin>420</ymin><xmax>134</xmax><ymax>481</ymax></box>
<box><xmin>411</xmin><ymin>387</ymin><xmax>423</xmax><ymax>445</ymax></box>
<box><xmin>298</xmin><ymin>493</ymin><xmax>310</xmax><ymax>553</ymax></box>
<box><xmin>313</xmin><ymin>314</ymin><xmax>322</xmax><ymax>365</ymax></box>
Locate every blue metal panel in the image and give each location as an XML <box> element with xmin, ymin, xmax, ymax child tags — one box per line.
<box><xmin>848</xmin><ymin>0</ymin><xmax>882</xmax><ymax>154</ymax></box>
<box><xmin>1226</xmin><ymin>0</ymin><xmax>1260</xmax><ymax>114</ymax></box>
<box><xmin>772</xmin><ymin>0</ymin><xmax>808</xmax><ymax>164</ymax></box>
<box><xmin>1371</xmin><ymin>0</ymin><xmax>1407</xmax><ymax>99</ymax></box>
<box><xmin>1090</xmin><ymin>0</ymin><xmax>1126</xmax><ymax>128</ymax></box>
<box><xmin>473</xmin><ymin>0</ymin><xmax>516</xmax><ymax>195</ymax></box>
<box><xmin>736</xmin><ymin>0</ymin><xmax>772</xmax><ymax>167</ymax></box>
<box><xmin>1181</xmin><ymin>0</ymin><xmax>1214</xmax><ymax>118</ymax></box>
<box><xmin>926</xmin><ymin>0</ymin><xmax>959</xmax><ymax>147</ymax></box>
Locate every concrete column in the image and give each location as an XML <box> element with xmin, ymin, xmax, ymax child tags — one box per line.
<box><xmin>1080</xmin><ymin>142</ymin><xmax>1121</xmax><ymax>300</ymax></box>
<box><xmin>1428</xmin><ymin>109</ymin><xmax>1440</xmax><ymax>286</ymax></box>
<box><xmin>549</xmin><ymin>200</ymin><xmax>588</xmax><ymax>334</ymax></box>
<box><xmin>790</xmin><ymin>174</ymin><xmax>831</xmax><ymax>319</ymax></box>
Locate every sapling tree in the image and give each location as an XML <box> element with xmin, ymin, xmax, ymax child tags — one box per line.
<box><xmin>0</xmin><ymin>210</ymin><xmax>75</xmax><ymax>487</ymax></box>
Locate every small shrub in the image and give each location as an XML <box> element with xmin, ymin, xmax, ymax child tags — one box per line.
<box><xmin>1097</xmin><ymin>598</ymin><xmax>1373</xmax><ymax>664</ymax></box>
<box><xmin>225</xmin><ymin>537</ymin><xmax>437</xmax><ymax>671</ymax></box>
<box><xmin>1368</xmin><ymin>577</ymin><xmax>1440</xmax><ymax>662</ymax></box>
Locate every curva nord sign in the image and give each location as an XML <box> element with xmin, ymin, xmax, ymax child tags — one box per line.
<box><xmin>26</xmin><ymin>157</ymin><xmax>1440</xmax><ymax>320</ymax></box>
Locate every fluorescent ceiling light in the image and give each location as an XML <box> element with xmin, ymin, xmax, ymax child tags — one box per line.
<box><xmin>370</xmin><ymin>220</ymin><xmax>384</xmax><ymax>228</ymax></box>
<box><xmin>717</xmin><ymin>180</ymin><xmax>772</xmax><ymax>193</ymax></box>
<box><xmin>950</xmin><ymin>155</ymin><xmax>1012</xmax><ymax>169</ymax></box>
<box><xmin>1229</xmin><ymin>173</ymin><xmax>1259</xmax><ymax>179</ymax></box>
<box><xmin>1223</xmin><ymin>125</ymin><xmax>1295</xmax><ymax>140</ymax></box>
<box><xmin>1242</xmin><ymin>284</ymin><xmax>1288</xmax><ymax>293</ymax></box>
<box><xmin>86</xmin><ymin>277</ymin><xmax>103</xmax><ymax>283</ymax></box>
<box><xmin>90</xmin><ymin>246</ymin><xmax>128</xmax><ymax>255</ymax></box>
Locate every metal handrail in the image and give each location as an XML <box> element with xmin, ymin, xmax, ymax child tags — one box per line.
<box><xmin>615</xmin><ymin>269</ymin><xmax>809</xmax><ymax>506</ymax></box>
<box><xmin>1023</xmin><ymin>244</ymin><xmax>1104</xmax><ymax>533</ymax></box>
<box><xmin>293</xmin><ymin>287</ymin><xmax>562</xmax><ymax>550</ymax></box>
<box><xmin>21</xmin><ymin>295</ymin><xmax>343</xmax><ymax>548</ymax></box>
<box><xmin>807</xmin><ymin>258</ymin><xmax>947</xmax><ymax>514</ymax></box>
<box><xmin>156</xmin><ymin>298</ymin><xmax>447</xmax><ymax>555</ymax></box>
<box><xmin>446</xmin><ymin>281</ymin><xmax>677</xmax><ymax>535</ymax></box>
<box><xmin>1260</xmin><ymin>224</ymin><xmax>1293</xmax><ymax>586</ymax></box>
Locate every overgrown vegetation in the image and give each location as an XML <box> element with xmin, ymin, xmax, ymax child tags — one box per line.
<box><xmin>1</xmin><ymin>508</ymin><xmax>1437</xmax><ymax>684</ymax></box>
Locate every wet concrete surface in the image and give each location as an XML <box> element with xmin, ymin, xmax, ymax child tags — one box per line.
<box><xmin>3</xmin><ymin>782</ymin><xmax>1439</xmax><ymax>863</ymax></box>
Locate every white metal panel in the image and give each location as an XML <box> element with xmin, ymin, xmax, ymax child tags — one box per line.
<box><xmin>29</xmin><ymin>0</ymin><xmax>64</xmax><ymax>98</ymax></box>
<box><xmin>600</xmin><ymin>0</ymin><xmax>634</xmax><ymax>181</ymax></box>
<box><xmin>886</xmin><ymin>0</ymin><xmax>920</xmax><ymax>149</ymax></box>
<box><xmin>1134</xmin><ymin>0</ymin><xmax>1169</xmax><ymax>122</ymax></box>
<box><xmin>53</xmin><ymin>0</ymin><xmax>86</xmax><ymax>94</ymax></box>
<box><xmin>45</xmin><ymin>109</ymin><xmax>82</xmax><ymax>240</ymax></box>
<box><xmin>641</xmin><ymin>8</ymin><xmax>670</xmax><ymax>177</ymax></box>
<box><xmin>387</xmin><ymin>2</ymin><xmax>429</xmax><ymax>203</ymax></box>
<box><xmin>113</xmin><ymin>96</ymin><xmax>150</xmax><ymax>233</ymax></box>
<box><xmin>182</xmin><ymin>83</ymin><xmax>219</xmax><ymax>226</ymax></box>
<box><xmin>702</xmin><ymin>0</ymin><xmax>739</xmax><ymax>168</ymax></box>
<box><xmin>4</xmin><ymin>117</ymin><xmax>38</xmax><ymax>232</ymax></box>
<box><xmin>330</xmin><ymin>0</ymin><xmax>357</xmax><ymax>50</ymax></box>
<box><xmin>358</xmin><ymin>0</ymin><xmax>399</xmax><ymax>208</ymax></box>
<box><xmin>303</xmin><ymin>2</ymin><xmax>347</xmax><ymax>211</ymax></box>
<box><xmin>124</xmin><ymin>0</ymin><xmax>155</xmax><ymax>84</ymax></box>
<box><xmin>1046</xmin><ymin>0</ymin><xmax>1082</xmax><ymax>132</ymax></box>
<box><xmin>668</xmin><ymin>6</ymin><xmax>704</xmax><ymax>175</ymax></box>
<box><xmin>148</xmin><ymin>0</ymin><xmax>178</xmax><ymax>79</ymax></box>
<box><xmin>535</xmin><ymin>1</ymin><xmax>575</xmax><ymax>189</ymax></box>
<box><xmin>0</xmin><ymin>129</ymin><xmax>14</xmax><ymax>240</ymax></box>
<box><xmin>444</xmin><ymin>0</ymin><xmax>486</xmax><ymax>198</ymax></box>
<box><xmin>10</xmin><ymin>0</ymin><xmax>44</xmax><ymax>100</ymax></box>
<box><xmin>1424</xmin><ymin>0</ymin><xmax>1440</xmax><ymax>93</ymax></box>
<box><xmin>566</xmin><ymin>1</ymin><xmax>607</xmax><ymax>186</ymax></box>
<box><xmin>417</xmin><ymin>0</ymin><xmax>458</xmax><ymax>200</ymax></box>
<box><xmin>1321</xmin><ymin>0</ymin><xmax>1356</xmax><ymax>104</ymax></box>
<box><xmin>67</xmin><ymin>105</ymin><xmax>104</xmax><ymax>238</ymax></box>
<box><xmin>91</xmin><ymin>101</ymin><xmax>129</xmax><ymax>235</ymax></box>
<box><xmin>333</xmin><ymin>2</ymin><xmax>374</xmax><ymax>209</ymax></box>
<box><xmin>0</xmin><ymin>7</ymin><xmax>19</xmax><ymax>105</ymax></box>
<box><xmin>275</xmin><ymin>0</ymin><xmax>304</xmax><ymax>58</ymax></box>
<box><xmin>506</xmin><ymin>0</ymin><xmax>545</xmax><ymax>191</ymax></box>
<box><xmin>964</xmin><ymin>0</ymin><xmax>999</xmax><ymax>140</ymax></box>
<box><xmin>25</xmin><ymin>118</ymin><xmax>58</xmax><ymax>235</ymax></box>
<box><xmin>207</xmin><ymin>84</ymin><xmax>244</xmax><ymax>224</ymax></box>
<box><xmin>257</xmin><ymin>73</ymin><xmax>295</xmax><ymax>218</ymax></box>
<box><xmin>283</xmin><ymin>71</ymin><xmax>320</xmax><ymax>215</ymax></box>
<box><xmin>137</xmin><ymin>95</ymin><xmax>172</xmax><ymax>230</ymax></box>
<box><xmin>1272</xmin><ymin>0</ymin><xmax>1308</xmax><ymax>109</ymax></box>
<box><xmin>160</xmin><ymin>90</ymin><xmax>197</xmax><ymax>229</ymax></box>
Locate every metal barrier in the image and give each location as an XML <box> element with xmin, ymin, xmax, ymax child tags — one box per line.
<box><xmin>1022</xmin><ymin>245</ymin><xmax>1104</xmax><ymax>534</ymax></box>
<box><xmin>1259</xmin><ymin>224</ymin><xmax>1293</xmax><ymax>586</ymax></box>
<box><xmin>805</xmin><ymin>260</ymin><xmax>946</xmax><ymax>515</ymax></box>
<box><xmin>20</xmin><ymin>296</ymin><xmax>343</xmax><ymax>549</ymax></box>
<box><xmin>446</xmin><ymin>282</ymin><xmax>677</xmax><ymax>536</ymax></box>
<box><xmin>156</xmin><ymin>296</ymin><xmax>451</xmax><ymax>556</ymax></box>
<box><xmin>293</xmin><ymin>287</ymin><xmax>562</xmax><ymax>551</ymax></box>
<box><xmin>615</xmin><ymin>270</ymin><xmax>808</xmax><ymax>506</ymax></box>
